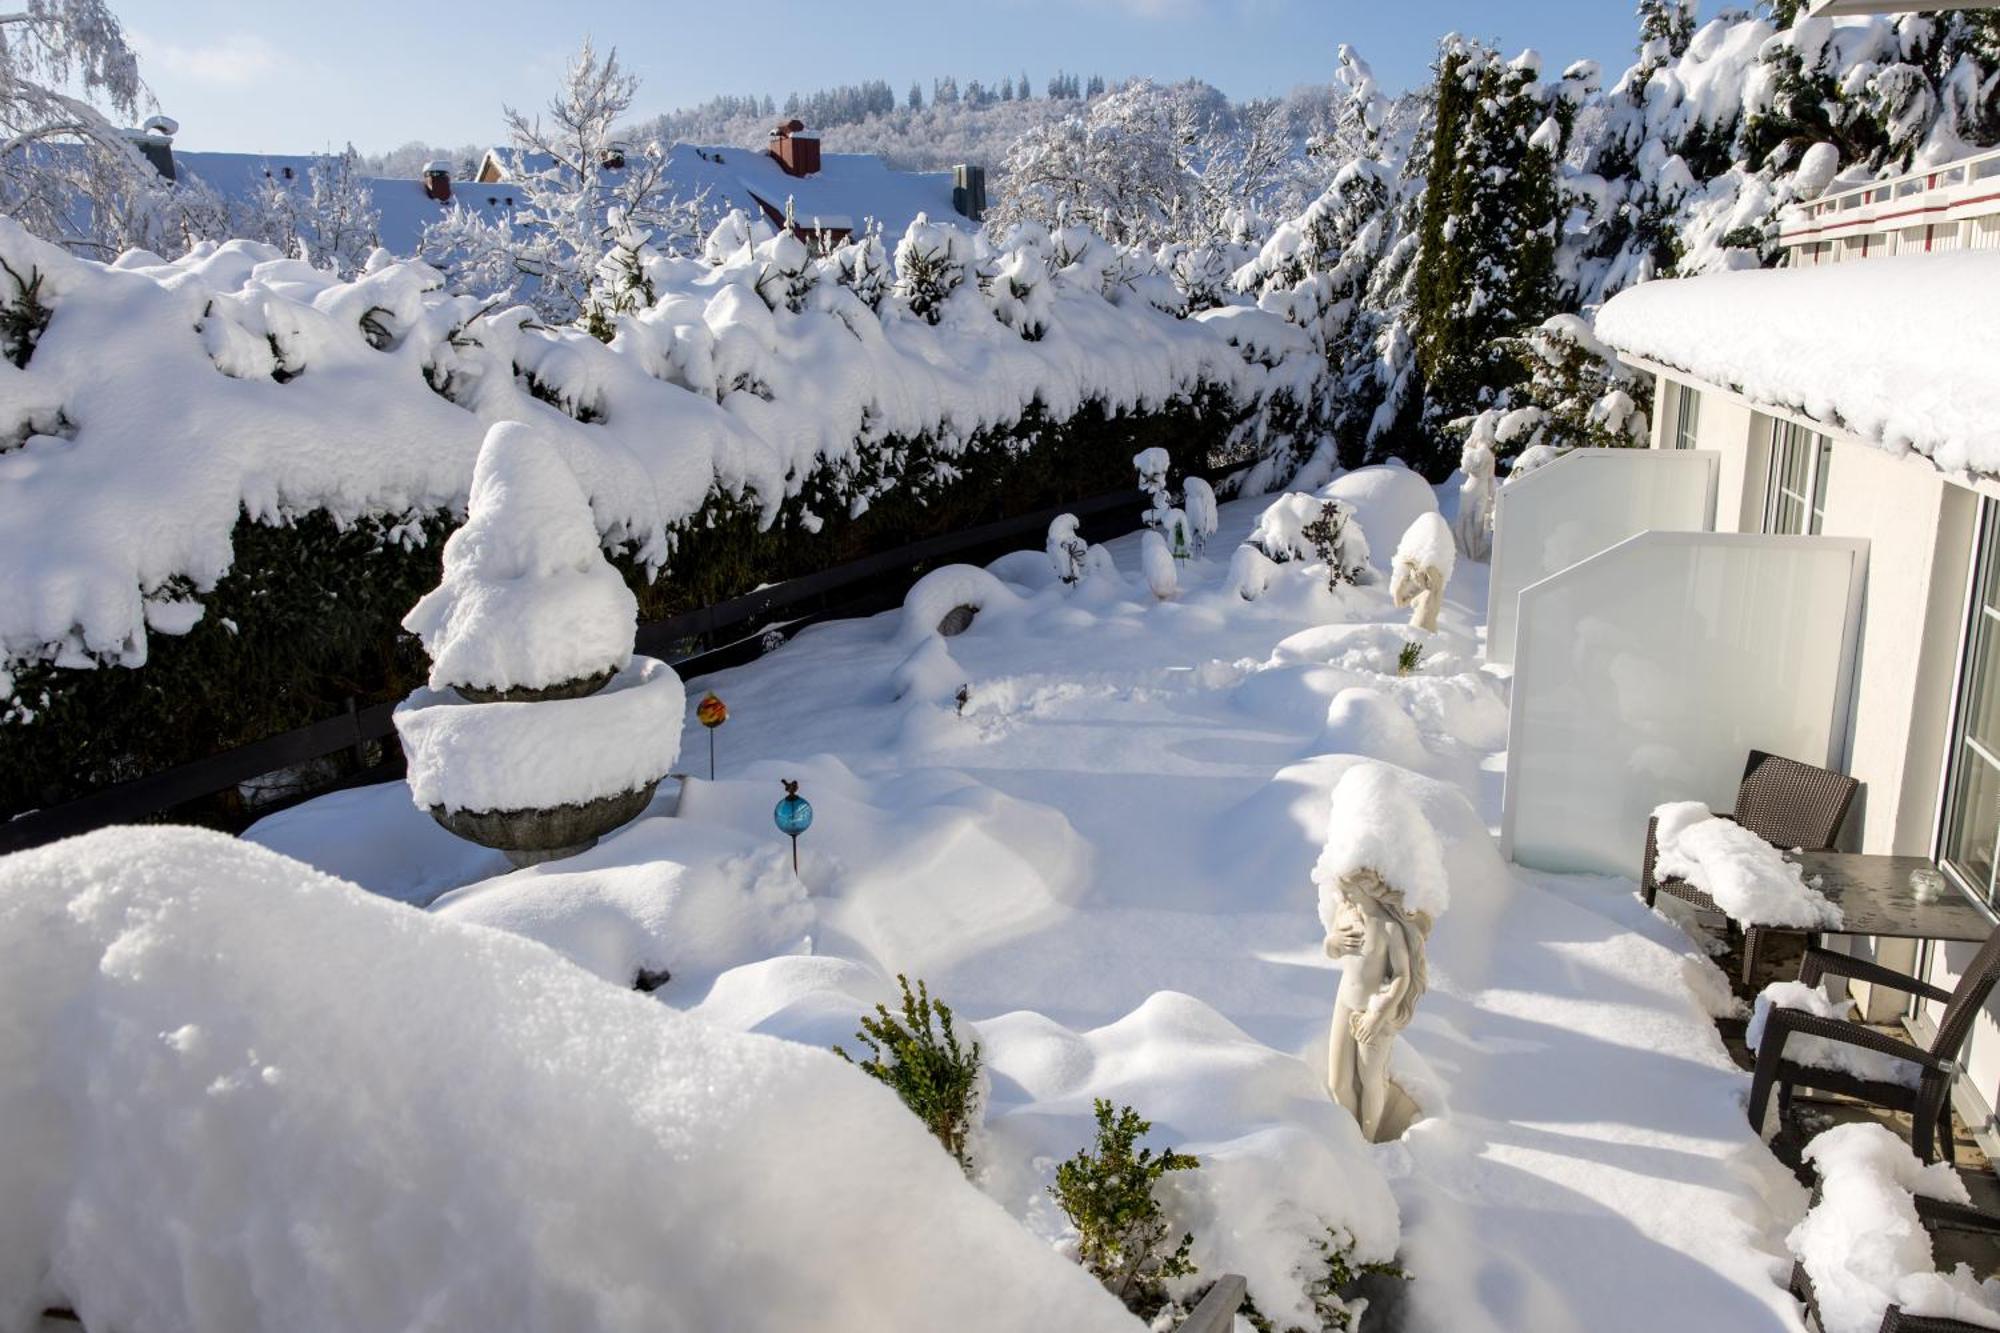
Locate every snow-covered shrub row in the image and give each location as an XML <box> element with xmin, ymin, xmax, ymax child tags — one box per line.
<box><xmin>0</xmin><ymin>210</ymin><xmax>1310</xmax><ymax>686</ymax></box>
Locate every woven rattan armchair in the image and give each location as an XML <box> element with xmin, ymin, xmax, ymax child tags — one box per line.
<box><xmin>1789</xmin><ymin>1190</ymin><xmax>2000</xmax><ymax>1331</ymax></box>
<box><xmin>1749</xmin><ymin>929</ymin><xmax>2000</xmax><ymax>1165</ymax></box>
<box><xmin>1640</xmin><ymin>749</ymin><xmax>1861</xmax><ymax>913</ymax></box>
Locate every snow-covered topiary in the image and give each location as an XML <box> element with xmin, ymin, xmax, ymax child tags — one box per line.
<box><xmin>1228</xmin><ymin>544</ymin><xmax>1278</xmax><ymax>601</ymax></box>
<box><xmin>893</xmin><ymin>214</ymin><xmax>974</xmax><ymax>324</ymax></box>
<box><xmin>402</xmin><ymin>421</ymin><xmax>637</xmax><ymax>699</ymax></box>
<box><xmin>1181</xmin><ymin>477</ymin><xmax>1219</xmax><ymax>556</ymax></box>
<box><xmin>1141</xmin><ymin>530</ymin><xmax>1178</xmax><ymax>600</ymax></box>
<box><xmin>394</xmin><ymin>422</ymin><xmax>683</xmax><ymax>862</ymax></box>
<box><xmin>1046</xmin><ymin>513</ymin><xmax>1088</xmax><ymax>586</ymax></box>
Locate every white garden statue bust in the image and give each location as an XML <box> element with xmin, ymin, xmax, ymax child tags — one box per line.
<box><xmin>1315</xmin><ymin>763</ymin><xmax>1450</xmax><ymax>1143</ymax></box>
<box><xmin>1455</xmin><ymin>430</ymin><xmax>1496</xmax><ymax>563</ymax></box>
<box><xmin>1390</xmin><ymin>512</ymin><xmax>1455</xmax><ymax>634</ymax></box>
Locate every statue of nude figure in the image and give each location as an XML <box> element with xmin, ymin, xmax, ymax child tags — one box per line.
<box><xmin>1323</xmin><ymin>868</ymin><xmax>1431</xmax><ymax>1142</ymax></box>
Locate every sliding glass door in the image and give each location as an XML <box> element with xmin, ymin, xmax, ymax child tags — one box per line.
<box><xmin>1941</xmin><ymin>498</ymin><xmax>2000</xmax><ymax>905</ymax></box>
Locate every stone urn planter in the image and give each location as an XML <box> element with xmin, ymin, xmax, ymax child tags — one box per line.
<box><xmin>393</xmin><ymin>422</ymin><xmax>685</xmax><ymax>867</ymax></box>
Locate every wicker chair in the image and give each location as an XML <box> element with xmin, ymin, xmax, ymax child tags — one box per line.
<box><xmin>1789</xmin><ymin>1192</ymin><xmax>2000</xmax><ymax>1331</ymax></box>
<box><xmin>1640</xmin><ymin>749</ymin><xmax>1861</xmax><ymax>913</ymax></box>
<box><xmin>1748</xmin><ymin>929</ymin><xmax>2000</xmax><ymax>1165</ymax></box>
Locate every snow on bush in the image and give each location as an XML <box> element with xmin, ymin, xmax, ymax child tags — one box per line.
<box><xmin>1228</xmin><ymin>544</ymin><xmax>1278</xmax><ymax>601</ymax></box>
<box><xmin>891</xmin><ymin>634</ymin><xmax>965</xmax><ymax>704</ymax></box>
<box><xmin>1314</xmin><ymin>761</ymin><xmax>1450</xmax><ymax>925</ymax></box>
<box><xmin>0</xmin><ymin>827</ymin><xmax>1141</xmax><ymax>1333</ymax></box>
<box><xmin>1791</xmin><ymin>1122</ymin><xmax>2000</xmax><ymax>1333</ymax></box>
<box><xmin>1597</xmin><ymin>253</ymin><xmax>2000</xmax><ymax>477</ymax></box>
<box><xmin>1651</xmin><ymin>800</ymin><xmax>1842</xmax><ymax>928</ymax></box>
<box><xmin>1322</xmin><ymin>464</ymin><xmax>1436</xmax><ymax>570</ymax></box>
<box><xmin>979</xmin><ymin>991</ymin><xmax>1401</xmax><ymax>1330</ymax></box>
<box><xmin>1047</xmin><ymin>513</ymin><xmax>1088</xmax><ymax>585</ymax></box>
<box><xmin>432</xmin><ymin>819</ymin><xmax>811</xmax><ymax>989</ymax></box>
<box><xmin>403</xmin><ymin>421</ymin><xmax>637</xmax><ymax>694</ymax></box>
<box><xmin>1747</xmin><ymin>981</ymin><xmax>1921</xmax><ymax>1090</ymax></box>
<box><xmin>0</xmin><ymin>209</ymin><xmax>1308</xmax><ymax>684</ymax></box>
<box><xmin>897</xmin><ymin>564</ymin><xmax>1024</xmax><ymax>645</ymax></box>
<box><xmin>1141</xmin><ymin>530</ymin><xmax>1178</xmax><ymax>600</ymax></box>
<box><xmin>1181</xmin><ymin>476</ymin><xmax>1219</xmax><ymax>554</ymax></box>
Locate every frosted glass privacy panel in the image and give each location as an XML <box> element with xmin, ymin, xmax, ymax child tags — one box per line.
<box><xmin>1486</xmin><ymin>449</ymin><xmax>1719</xmax><ymax>665</ymax></box>
<box><xmin>1503</xmin><ymin>532</ymin><xmax>1867</xmax><ymax>878</ymax></box>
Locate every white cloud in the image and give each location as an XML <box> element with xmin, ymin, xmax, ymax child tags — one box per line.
<box><xmin>132</xmin><ymin>30</ymin><xmax>289</xmax><ymax>88</ymax></box>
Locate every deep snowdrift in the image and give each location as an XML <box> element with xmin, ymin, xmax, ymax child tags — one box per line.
<box><xmin>0</xmin><ymin>827</ymin><xmax>1141</xmax><ymax>1333</ymax></box>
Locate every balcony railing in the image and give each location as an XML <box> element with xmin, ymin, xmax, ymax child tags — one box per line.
<box><xmin>1778</xmin><ymin>145</ymin><xmax>2000</xmax><ymax>265</ymax></box>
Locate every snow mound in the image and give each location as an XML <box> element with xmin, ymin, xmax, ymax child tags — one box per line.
<box><xmin>1322</xmin><ymin>464</ymin><xmax>1437</xmax><ymax>567</ymax></box>
<box><xmin>431</xmin><ymin>817</ymin><xmax>812</xmax><ymax>989</ymax></box>
<box><xmin>0</xmin><ymin>827</ymin><xmax>1139</xmax><ymax>1333</ymax></box>
<box><xmin>1652</xmin><ymin>800</ymin><xmax>1842</xmax><ymax>928</ymax></box>
<box><xmin>1323</xmin><ymin>687</ymin><xmax>1433</xmax><ymax>772</ymax></box>
<box><xmin>1791</xmin><ymin>1122</ymin><xmax>2000</xmax><ymax>1333</ymax></box>
<box><xmin>897</xmin><ymin>564</ymin><xmax>1024</xmax><ymax>646</ymax></box>
<box><xmin>1747</xmin><ymin>981</ymin><xmax>1921</xmax><ymax>1090</ymax></box>
<box><xmin>891</xmin><ymin>634</ymin><xmax>964</xmax><ymax>704</ymax></box>
<box><xmin>403</xmin><ymin>421</ymin><xmax>637</xmax><ymax>694</ymax></box>
<box><xmin>1314</xmin><ymin>761</ymin><xmax>1450</xmax><ymax>924</ymax></box>
<box><xmin>1229</xmin><ymin>544</ymin><xmax>1278</xmax><ymax>600</ymax></box>
<box><xmin>979</xmin><ymin>990</ymin><xmax>1400</xmax><ymax>1329</ymax></box>
<box><xmin>395</xmin><ymin>657</ymin><xmax>685</xmax><ymax>813</ymax></box>
<box><xmin>1596</xmin><ymin>253</ymin><xmax>2000</xmax><ymax>478</ymax></box>
<box><xmin>1141</xmin><ymin>529</ymin><xmax>1178</xmax><ymax>599</ymax></box>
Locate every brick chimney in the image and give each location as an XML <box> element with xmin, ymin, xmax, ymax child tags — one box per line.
<box><xmin>421</xmin><ymin>160</ymin><xmax>452</xmax><ymax>203</ymax></box>
<box><xmin>768</xmin><ymin>119</ymin><xmax>820</xmax><ymax>178</ymax></box>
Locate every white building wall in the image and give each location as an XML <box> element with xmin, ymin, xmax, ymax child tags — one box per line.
<box><xmin>1638</xmin><ymin>367</ymin><xmax>2000</xmax><ymax>1137</ymax></box>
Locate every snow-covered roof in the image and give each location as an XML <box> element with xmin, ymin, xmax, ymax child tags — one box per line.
<box><xmin>658</xmin><ymin>142</ymin><xmax>964</xmax><ymax>239</ymax></box>
<box><xmin>170</xmin><ymin>150</ymin><xmax>516</xmax><ymax>255</ymax></box>
<box><xmin>1596</xmin><ymin>252</ymin><xmax>2000</xmax><ymax>478</ymax></box>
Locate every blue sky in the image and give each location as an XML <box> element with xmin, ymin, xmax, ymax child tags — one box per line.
<box><xmin>118</xmin><ymin>1</ymin><xmax>1693</xmax><ymax>155</ymax></box>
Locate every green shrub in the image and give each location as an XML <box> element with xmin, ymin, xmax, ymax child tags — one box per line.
<box><xmin>1050</xmin><ymin>1099</ymin><xmax>1199</xmax><ymax>1315</ymax></box>
<box><xmin>1396</xmin><ymin>640</ymin><xmax>1423</xmax><ymax>676</ymax></box>
<box><xmin>1302</xmin><ymin>501</ymin><xmax>1368</xmax><ymax>589</ymax></box>
<box><xmin>834</xmin><ymin>974</ymin><xmax>983</xmax><ymax>1175</ymax></box>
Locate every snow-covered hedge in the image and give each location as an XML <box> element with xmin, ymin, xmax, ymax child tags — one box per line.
<box><xmin>0</xmin><ymin>211</ymin><xmax>1310</xmax><ymax>812</ymax></box>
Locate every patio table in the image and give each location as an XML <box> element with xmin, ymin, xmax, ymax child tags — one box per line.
<box><xmin>1738</xmin><ymin>852</ymin><xmax>1994</xmax><ymax>987</ymax></box>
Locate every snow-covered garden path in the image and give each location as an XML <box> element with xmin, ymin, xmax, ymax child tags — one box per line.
<box><xmin>251</xmin><ymin>483</ymin><xmax>1812</xmax><ymax>1331</ymax></box>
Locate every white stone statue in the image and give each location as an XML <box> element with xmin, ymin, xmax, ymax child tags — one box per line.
<box><xmin>1454</xmin><ymin>429</ymin><xmax>1496</xmax><ymax>563</ymax></box>
<box><xmin>1390</xmin><ymin>512</ymin><xmax>1455</xmax><ymax>634</ymax></box>
<box><xmin>1323</xmin><ymin>869</ymin><xmax>1431</xmax><ymax>1141</ymax></box>
<box><xmin>1315</xmin><ymin>763</ymin><xmax>1449</xmax><ymax>1143</ymax></box>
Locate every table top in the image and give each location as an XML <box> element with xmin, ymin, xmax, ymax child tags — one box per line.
<box><xmin>1773</xmin><ymin>850</ymin><xmax>1995</xmax><ymax>943</ymax></box>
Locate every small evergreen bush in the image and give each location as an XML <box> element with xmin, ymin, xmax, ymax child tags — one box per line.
<box><xmin>834</xmin><ymin>974</ymin><xmax>983</xmax><ymax>1175</ymax></box>
<box><xmin>1235</xmin><ymin>1228</ymin><xmax>1409</xmax><ymax>1333</ymax></box>
<box><xmin>1049</xmin><ymin>1099</ymin><xmax>1199</xmax><ymax>1315</ymax></box>
<box><xmin>1396</xmin><ymin>640</ymin><xmax>1423</xmax><ymax>676</ymax></box>
<box><xmin>1302</xmin><ymin>501</ymin><xmax>1368</xmax><ymax>589</ymax></box>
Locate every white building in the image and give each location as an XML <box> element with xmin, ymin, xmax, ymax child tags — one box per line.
<box><xmin>1498</xmin><ymin>106</ymin><xmax>2000</xmax><ymax>1145</ymax></box>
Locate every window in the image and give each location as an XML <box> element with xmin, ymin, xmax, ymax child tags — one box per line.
<box><xmin>1764</xmin><ymin>418</ymin><xmax>1832</xmax><ymax>535</ymax></box>
<box><xmin>1672</xmin><ymin>382</ymin><xmax>1701</xmax><ymax>451</ymax></box>
<box><xmin>1941</xmin><ymin>499</ymin><xmax>2000</xmax><ymax>905</ymax></box>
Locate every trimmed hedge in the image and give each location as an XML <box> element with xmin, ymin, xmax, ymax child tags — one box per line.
<box><xmin>1</xmin><ymin>390</ymin><xmax>1237</xmax><ymax>821</ymax></box>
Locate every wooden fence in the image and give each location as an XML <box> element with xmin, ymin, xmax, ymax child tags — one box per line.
<box><xmin>1</xmin><ymin>482</ymin><xmax>1177</xmax><ymax>854</ymax></box>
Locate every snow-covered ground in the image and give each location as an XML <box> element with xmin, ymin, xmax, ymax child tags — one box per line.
<box><xmin>233</xmin><ymin>476</ymin><xmax>1819</xmax><ymax>1330</ymax></box>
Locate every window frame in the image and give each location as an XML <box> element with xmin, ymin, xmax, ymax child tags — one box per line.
<box><xmin>1671</xmin><ymin>382</ymin><xmax>1701</xmax><ymax>451</ymax></box>
<box><xmin>1938</xmin><ymin>497</ymin><xmax>2000</xmax><ymax>908</ymax></box>
<box><xmin>1763</xmin><ymin>417</ymin><xmax>1832</xmax><ymax>536</ymax></box>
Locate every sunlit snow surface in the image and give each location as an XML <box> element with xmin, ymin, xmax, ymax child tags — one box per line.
<box><xmin>251</xmin><ymin>482</ymin><xmax>1811</xmax><ymax>1331</ymax></box>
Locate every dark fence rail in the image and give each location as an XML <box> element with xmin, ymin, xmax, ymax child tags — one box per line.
<box><xmin>2</xmin><ymin>482</ymin><xmax>1180</xmax><ymax>855</ymax></box>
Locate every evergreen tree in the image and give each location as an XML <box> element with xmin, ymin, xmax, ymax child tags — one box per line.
<box><xmin>1637</xmin><ymin>0</ymin><xmax>1697</xmax><ymax>58</ymax></box>
<box><xmin>907</xmin><ymin>81</ymin><xmax>923</xmax><ymax>110</ymax></box>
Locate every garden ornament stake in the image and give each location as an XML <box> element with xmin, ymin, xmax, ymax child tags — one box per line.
<box><xmin>774</xmin><ymin>778</ymin><xmax>813</xmax><ymax>875</ymax></box>
<box><xmin>697</xmin><ymin>691</ymin><xmax>728</xmax><ymax>779</ymax></box>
